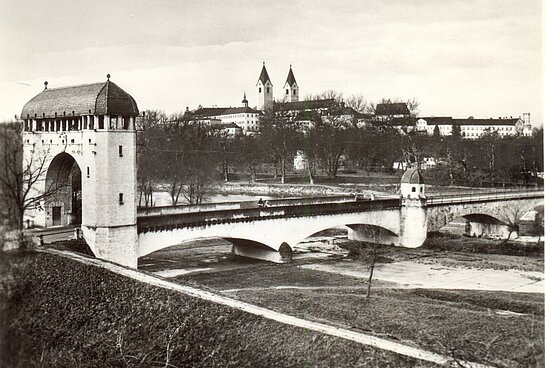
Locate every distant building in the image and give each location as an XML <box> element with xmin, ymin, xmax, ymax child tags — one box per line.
<box><xmin>184</xmin><ymin>93</ymin><xmax>262</xmax><ymax>135</ymax></box>
<box><xmin>374</xmin><ymin>102</ymin><xmax>411</xmax><ymax>122</ymax></box>
<box><xmin>211</xmin><ymin>122</ymin><xmax>243</xmax><ymax>137</ymax></box>
<box><xmin>415</xmin><ymin>115</ymin><xmax>532</xmax><ymax>139</ymax></box>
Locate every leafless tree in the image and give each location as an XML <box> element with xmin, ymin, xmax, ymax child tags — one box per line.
<box><xmin>345</xmin><ymin>94</ymin><xmax>368</xmax><ymax>114</ymax></box>
<box><xmin>0</xmin><ymin>123</ymin><xmax>65</xmax><ymax>232</ymax></box>
<box><xmin>501</xmin><ymin>202</ymin><xmax>527</xmax><ymax>242</ymax></box>
<box><xmin>350</xmin><ymin>225</ymin><xmax>384</xmax><ymax>298</ymax></box>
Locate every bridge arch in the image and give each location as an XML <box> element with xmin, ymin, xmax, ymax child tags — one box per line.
<box><xmin>426</xmin><ymin>198</ymin><xmax>543</xmax><ymax>234</ymax></box>
<box><xmin>44</xmin><ymin>152</ymin><xmax>82</xmax><ymax>227</ymax></box>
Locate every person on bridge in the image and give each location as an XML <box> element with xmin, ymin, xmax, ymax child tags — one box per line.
<box><xmin>258</xmin><ymin>198</ymin><xmax>264</xmax><ymax>207</ymax></box>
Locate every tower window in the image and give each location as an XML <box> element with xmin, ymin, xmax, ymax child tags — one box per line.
<box><xmin>286</xmin><ymin>89</ymin><xmax>289</xmax><ymax>95</ymax></box>
<box><xmin>87</xmin><ymin>167</ymin><xmax>90</xmax><ymax>178</ymax></box>
<box><xmin>259</xmin><ymin>87</ymin><xmax>262</xmax><ymax>93</ymax></box>
<box><xmin>119</xmin><ymin>193</ymin><xmax>124</xmax><ymax>204</ymax></box>
<box><xmin>412</xmin><ymin>187</ymin><xmax>416</xmax><ymax>192</ymax></box>
<box><xmin>293</xmin><ymin>89</ymin><xmax>297</xmax><ymax>95</ymax></box>
<box><xmin>119</xmin><ymin>145</ymin><xmax>123</xmax><ymax>157</ymax></box>
<box><xmin>266</xmin><ymin>87</ymin><xmax>270</xmax><ymax>93</ymax></box>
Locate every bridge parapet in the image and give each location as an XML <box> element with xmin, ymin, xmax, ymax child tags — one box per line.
<box><xmin>427</xmin><ymin>190</ymin><xmax>543</xmax><ymax>206</ymax></box>
<box><xmin>137</xmin><ymin>195</ymin><xmax>374</xmax><ymax>217</ymax></box>
<box><xmin>137</xmin><ymin>198</ymin><xmax>401</xmax><ymax>234</ymax></box>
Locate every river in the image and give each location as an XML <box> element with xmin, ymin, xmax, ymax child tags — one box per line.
<box><xmin>145</xmin><ymin>191</ymin><xmax>278</xmax><ymax>207</ymax></box>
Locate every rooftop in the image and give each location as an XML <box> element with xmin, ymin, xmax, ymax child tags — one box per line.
<box><xmin>274</xmin><ymin>98</ymin><xmax>337</xmax><ymax>112</ymax></box>
<box><xmin>285</xmin><ymin>66</ymin><xmax>297</xmax><ymax>87</ymax></box>
<box><xmin>419</xmin><ymin>117</ymin><xmax>522</xmax><ymax>126</ymax></box>
<box><xmin>401</xmin><ymin>168</ymin><xmax>424</xmax><ymax>184</ymax></box>
<box><xmin>375</xmin><ymin>102</ymin><xmax>410</xmax><ymax>116</ymax></box>
<box><xmin>257</xmin><ymin>63</ymin><xmax>272</xmax><ymax>85</ymax></box>
<box><xmin>21</xmin><ymin>79</ymin><xmax>139</xmax><ymax>119</ymax></box>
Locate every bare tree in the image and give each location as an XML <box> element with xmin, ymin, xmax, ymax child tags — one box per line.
<box><xmin>350</xmin><ymin>225</ymin><xmax>384</xmax><ymax>298</ymax></box>
<box><xmin>259</xmin><ymin>107</ymin><xmax>301</xmax><ymax>184</ymax></box>
<box><xmin>0</xmin><ymin>123</ymin><xmax>65</xmax><ymax>232</ymax></box>
<box><xmin>345</xmin><ymin>94</ymin><xmax>368</xmax><ymax>114</ymax></box>
<box><xmin>406</xmin><ymin>97</ymin><xmax>420</xmax><ymax>117</ymax></box>
<box><xmin>501</xmin><ymin>202</ymin><xmax>527</xmax><ymax>242</ymax></box>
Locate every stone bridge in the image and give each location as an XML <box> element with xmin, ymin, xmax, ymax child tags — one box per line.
<box><xmin>137</xmin><ymin>199</ymin><xmax>404</xmax><ymax>262</ymax></box>
<box><xmin>426</xmin><ymin>191</ymin><xmax>543</xmax><ymax>232</ymax></box>
<box><xmin>135</xmin><ymin>190</ymin><xmax>542</xmax><ymax>265</ymax></box>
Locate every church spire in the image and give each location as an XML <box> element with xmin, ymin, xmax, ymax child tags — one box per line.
<box><xmin>242</xmin><ymin>92</ymin><xmax>248</xmax><ymax>107</ymax></box>
<box><xmin>257</xmin><ymin>62</ymin><xmax>272</xmax><ymax>85</ymax></box>
<box><xmin>285</xmin><ymin>64</ymin><xmax>297</xmax><ymax>87</ymax></box>
<box><xmin>283</xmin><ymin>64</ymin><xmax>299</xmax><ymax>103</ymax></box>
<box><xmin>257</xmin><ymin>62</ymin><xmax>273</xmax><ymax>110</ymax></box>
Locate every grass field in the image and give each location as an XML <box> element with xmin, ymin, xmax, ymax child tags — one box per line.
<box><xmin>184</xmin><ymin>264</ymin><xmax>544</xmax><ymax>368</ymax></box>
<box><xmin>0</xmin><ymin>251</ymin><xmax>437</xmax><ymax>368</ymax></box>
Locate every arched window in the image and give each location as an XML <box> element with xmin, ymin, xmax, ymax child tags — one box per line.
<box><xmin>412</xmin><ymin>187</ymin><xmax>416</xmax><ymax>192</ymax></box>
<box><xmin>420</xmin><ymin>187</ymin><xmax>423</xmax><ymax>193</ymax></box>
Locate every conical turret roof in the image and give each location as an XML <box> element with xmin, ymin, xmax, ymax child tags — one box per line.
<box><xmin>285</xmin><ymin>65</ymin><xmax>297</xmax><ymax>87</ymax></box>
<box><xmin>257</xmin><ymin>63</ymin><xmax>272</xmax><ymax>85</ymax></box>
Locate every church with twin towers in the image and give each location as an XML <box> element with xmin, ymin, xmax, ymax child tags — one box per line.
<box><xmin>256</xmin><ymin>62</ymin><xmax>299</xmax><ymax>110</ymax></box>
<box><xmin>184</xmin><ymin>63</ymin><xmax>304</xmax><ymax>135</ymax></box>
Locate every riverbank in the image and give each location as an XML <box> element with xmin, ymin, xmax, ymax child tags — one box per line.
<box><xmin>0</xmin><ymin>251</ymin><xmax>434</xmax><ymax>368</ymax></box>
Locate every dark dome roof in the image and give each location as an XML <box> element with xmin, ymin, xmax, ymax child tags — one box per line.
<box><xmin>401</xmin><ymin>168</ymin><xmax>424</xmax><ymax>184</ymax></box>
<box><xmin>21</xmin><ymin>80</ymin><xmax>139</xmax><ymax>119</ymax></box>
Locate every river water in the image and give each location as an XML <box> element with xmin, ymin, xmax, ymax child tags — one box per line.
<box><xmin>145</xmin><ymin>191</ymin><xmax>278</xmax><ymax>207</ymax></box>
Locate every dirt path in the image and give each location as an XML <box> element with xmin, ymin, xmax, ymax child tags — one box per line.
<box><xmin>221</xmin><ymin>285</ymin><xmax>397</xmax><ymax>293</ymax></box>
<box><xmin>43</xmin><ymin>249</ymin><xmax>493</xmax><ymax>368</ymax></box>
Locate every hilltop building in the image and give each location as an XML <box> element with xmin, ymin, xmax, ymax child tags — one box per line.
<box><xmin>415</xmin><ymin>116</ymin><xmax>532</xmax><ymax>138</ymax></box>
<box><xmin>183</xmin><ymin>93</ymin><xmax>262</xmax><ymax>135</ymax></box>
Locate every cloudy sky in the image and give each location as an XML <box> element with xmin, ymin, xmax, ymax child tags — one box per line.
<box><xmin>0</xmin><ymin>0</ymin><xmax>542</xmax><ymax>124</ymax></box>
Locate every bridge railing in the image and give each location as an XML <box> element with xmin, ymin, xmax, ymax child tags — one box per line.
<box><xmin>137</xmin><ymin>195</ymin><xmax>363</xmax><ymax>217</ymax></box>
<box><xmin>137</xmin><ymin>197</ymin><xmax>401</xmax><ymax>233</ymax></box>
<box><xmin>426</xmin><ymin>189</ymin><xmax>543</xmax><ymax>205</ymax></box>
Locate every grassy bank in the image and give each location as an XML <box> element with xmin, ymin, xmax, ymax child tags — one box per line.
<box><xmin>226</xmin><ymin>287</ymin><xmax>544</xmax><ymax>368</ymax></box>
<box><xmin>423</xmin><ymin>232</ymin><xmax>544</xmax><ymax>256</ymax></box>
<box><xmin>179</xmin><ymin>255</ymin><xmax>544</xmax><ymax>367</ymax></box>
<box><xmin>0</xmin><ymin>252</ymin><xmax>434</xmax><ymax>368</ymax></box>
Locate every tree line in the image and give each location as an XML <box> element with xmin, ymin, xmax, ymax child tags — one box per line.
<box><xmin>137</xmin><ymin>101</ymin><xmax>543</xmax><ymax>206</ymax></box>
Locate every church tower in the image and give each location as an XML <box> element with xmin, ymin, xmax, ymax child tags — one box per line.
<box><xmin>283</xmin><ymin>65</ymin><xmax>299</xmax><ymax>102</ymax></box>
<box><xmin>242</xmin><ymin>92</ymin><xmax>248</xmax><ymax>108</ymax></box>
<box><xmin>256</xmin><ymin>62</ymin><xmax>273</xmax><ymax>110</ymax></box>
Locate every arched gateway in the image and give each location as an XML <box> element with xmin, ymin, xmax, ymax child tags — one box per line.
<box><xmin>21</xmin><ymin>77</ymin><xmax>139</xmax><ymax>267</ymax></box>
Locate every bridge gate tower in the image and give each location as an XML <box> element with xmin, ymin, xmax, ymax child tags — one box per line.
<box><xmin>21</xmin><ymin>76</ymin><xmax>139</xmax><ymax>267</ymax></box>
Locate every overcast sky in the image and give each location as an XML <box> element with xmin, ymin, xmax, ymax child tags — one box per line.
<box><xmin>0</xmin><ymin>0</ymin><xmax>542</xmax><ymax>124</ymax></box>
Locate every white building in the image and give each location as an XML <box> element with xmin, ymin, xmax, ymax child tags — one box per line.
<box><xmin>415</xmin><ymin>116</ymin><xmax>532</xmax><ymax>139</ymax></box>
<box><xmin>184</xmin><ymin>93</ymin><xmax>262</xmax><ymax>135</ymax></box>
